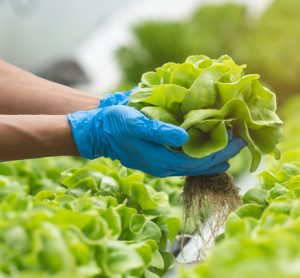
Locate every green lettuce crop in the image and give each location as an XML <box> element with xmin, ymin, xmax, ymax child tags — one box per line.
<box><xmin>129</xmin><ymin>55</ymin><xmax>282</xmax><ymax>172</ymax></box>
<box><xmin>179</xmin><ymin>160</ymin><xmax>300</xmax><ymax>278</ymax></box>
<box><xmin>0</xmin><ymin>158</ymin><xmax>181</xmax><ymax>277</ymax></box>
<box><xmin>178</xmin><ymin>99</ymin><xmax>300</xmax><ymax>278</ymax></box>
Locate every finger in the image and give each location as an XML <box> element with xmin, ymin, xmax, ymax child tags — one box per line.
<box><xmin>133</xmin><ymin>117</ymin><xmax>189</xmax><ymax>147</ymax></box>
<box><xmin>100</xmin><ymin>91</ymin><xmax>131</xmax><ymax>108</ymax></box>
<box><xmin>174</xmin><ymin>161</ymin><xmax>230</xmax><ymax>176</ymax></box>
<box><xmin>202</xmin><ymin>161</ymin><xmax>230</xmax><ymax>175</ymax></box>
<box><xmin>209</xmin><ymin>137</ymin><xmax>247</xmax><ymax>166</ymax></box>
<box><xmin>116</xmin><ymin>91</ymin><xmax>131</xmax><ymax>106</ymax></box>
<box><xmin>99</xmin><ymin>93</ymin><xmax>115</xmax><ymax>108</ymax></box>
<box><xmin>151</xmin><ymin>136</ymin><xmax>241</xmax><ymax>174</ymax></box>
<box><xmin>116</xmin><ymin>138</ymin><xmax>181</xmax><ymax>177</ymax></box>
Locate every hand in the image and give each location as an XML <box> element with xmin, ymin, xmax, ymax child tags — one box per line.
<box><xmin>68</xmin><ymin>105</ymin><xmax>246</xmax><ymax>177</ymax></box>
<box><xmin>99</xmin><ymin>89</ymin><xmax>134</xmax><ymax>108</ymax></box>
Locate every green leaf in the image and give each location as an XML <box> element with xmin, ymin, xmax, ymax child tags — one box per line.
<box><xmin>135</xmin><ymin>221</ymin><xmax>162</xmax><ymax>242</ymax></box>
<box><xmin>165</xmin><ymin>216</ymin><xmax>181</xmax><ymax>241</ymax></box>
<box><xmin>249</xmin><ymin>127</ymin><xmax>282</xmax><ymax>154</ymax></box>
<box><xmin>220</xmin><ymin>99</ymin><xmax>282</xmax><ymax>128</ymax></box>
<box><xmin>266</xmin><ymin>184</ymin><xmax>289</xmax><ymax>203</ymax></box>
<box><xmin>145</xmin><ymin>269</ymin><xmax>161</xmax><ymax>278</ymax></box>
<box><xmin>217</xmin><ymin>74</ymin><xmax>259</xmax><ymax>105</ymax></box>
<box><xmin>185</xmin><ymin>55</ymin><xmax>213</xmax><ymax>68</ymax></box>
<box><xmin>95</xmin><ymin>241</ymin><xmax>146</xmax><ymax>277</ymax></box>
<box><xmin>180</xmin><ymin>109</ymin><xmax>220</xmax><ymax>130</ymax></box>
<box><xmin>242</xmin><ymin>189</ymin><xmax>267</xmax><ymax>206</ymax></box>
<box><xmin>235</xmin><ymin>204</ymin><xmax>265</xmax><ymax>219</ymax></box>
<box><xmin>250</xmin><ymin>80</ymin><xmax>277</xmax><ymax>111</ymax></box>
<box><xmin>181</xmin><ymin>63</ymin><xmax>231</xmax><ymax>113</ymax></box>
<box><xmin>130</xmin><ymin>213</ymin><xmax>147</xmax><ymax>234</ymax></box>
<box><xmin>225</xmin><ymin>213</ymin><xmax>258</xmax><ymax>237</ymax></box>
<box><xmin>150</xmin><ymin>249</ymin><xmax>165</xmax><ymax>269</ymax></box>
<box><xmin>142</xmin><ymin>84</ymin><xmax>187</xmax><ymax>113</ymax></box>
<box><xmin>231</xmin><ymin>119</ymin><xmax>261</xmax><ymax>172</ymax></box>
<box><xmin>128</xmin><ymin>88</ymin><xmax>153</xmax><ymax>108</ymax></box>
<box><xmin>141</xmin><ymin>71</ymin><xmax>160</xmax><ymax>87</ymax></box>
<box><xmin>130</xmin><ymin>182</ymin><xmax>163</xmax><ymax>210</ymax></box>
<box><xmin>141</xmin><ymin>106</ymin><xmax>180</xmax><ymax>125</ymax></box>
<box><xmin>99</xmin><ymin>207</ymin><xmax>122</xmax><ymax>238</ymax></box>
<box><xmin>170</xmin><ymin>62</ymin><xmax>200</xmax><ymax>88</ymax></box>
<box><xmin>182</xmin><ymin>122</ymin><xmax>227</xmax><ymax>158</ymax></box>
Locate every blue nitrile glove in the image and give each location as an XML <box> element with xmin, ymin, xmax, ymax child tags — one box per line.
<box><xmin>68</xmin><ymin>105</ymin><xmax>246</xmax><ymax>177</ymax></box>
<box><xmin>99</xmin><ymin>90</ymin><xmax>133</xmax><ymax>108</ymax></box>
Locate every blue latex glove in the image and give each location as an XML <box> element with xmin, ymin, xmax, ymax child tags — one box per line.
<box><xmin>68</xmin><ymin>105</ymin><xmax>246</xmax><ymax>177</ymax></box>
<box><xmin>99</xmin><ymin>90</ymin><xmax>132</xmax><ymax>108</ymax></box>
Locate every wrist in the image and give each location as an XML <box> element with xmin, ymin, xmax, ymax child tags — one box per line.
<box><xmin>67</xmin><ymin>108</ymin><xmax>105</xmax><ymax>159</ymax></box>
<box><xmin>55</xmin><ymin>88</ymin><xmax>101</xmax><ymax>114</ymax></box>
<box><xmin>67</xmin><ymin>94</ymin><xmax>101</xmax><ymax>112</ymax></box>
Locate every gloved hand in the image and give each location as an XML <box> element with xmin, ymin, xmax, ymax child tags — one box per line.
<box><xmin>99</xmin><ymin>90</ymin><xmax>133</xmax><ymax>108</ymax></box>
<box><xmin>68</xmin><ymin>105</ymin><xmax>246</xmax><ymax>177</ymax></box>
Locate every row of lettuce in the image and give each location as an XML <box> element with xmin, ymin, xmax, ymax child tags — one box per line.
<box><xmin>0</xmin><ymin>157</ymin><xmax>182</xmax><ymax>277</ymax></box>
<box><xmin>179</xmin><ymin>96</ymin><xmax>300</xmax><ymax>278</ymax></box>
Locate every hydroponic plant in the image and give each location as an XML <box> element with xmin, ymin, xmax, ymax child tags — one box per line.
<box><xmin>179</xmin><ymin>101</ymin><xmax>300</xmax><ymax>277</ymax></box>
<box><xmin>128</xmin><ymin>54</ymin><xmax>282</xmax><ymax>235</ymax></box>
<box><xmin>0</xmin><ymin>158</ymin><xmax>180</xmax><ymax>277</ymax></box>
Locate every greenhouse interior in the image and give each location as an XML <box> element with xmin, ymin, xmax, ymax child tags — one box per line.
<box><xmin>1</xmin><ymin>0</ymin><xmax>300</xmax><ymax>277</ymax></box>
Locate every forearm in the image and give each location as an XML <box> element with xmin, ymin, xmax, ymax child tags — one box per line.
<box><xmin>0</xmin><ymin>115</ymin><xmax>79</xmax><ymax>161</ymax></box>
<box><xmin>0</xmin><ymin>60</ymin><xmax>100</xmax><ymax>114</ymax></box>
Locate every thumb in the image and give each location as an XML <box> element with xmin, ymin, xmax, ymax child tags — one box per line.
<box><xmin>134</xmin><ymin>117</ymin><xmax>189</xmax><ymax>147</ymax></box>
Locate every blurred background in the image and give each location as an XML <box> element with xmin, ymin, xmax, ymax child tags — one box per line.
<box><xmin>1</xmin><ymin>0</ymin><xmax>299</xmax><ymax>106</ymax></box>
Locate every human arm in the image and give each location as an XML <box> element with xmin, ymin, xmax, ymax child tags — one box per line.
<box><xmin>0</xmin><ymin>114</ymin><xmax>78</xmax><ymax>161</ymax></box>
<box><xmin>0</xmin><ymin>59</ymin><xmax>100</xmax><ymax>114</ymax></box>
<box><xmin>0</xmin><ymin>105</ymin><xmax>245</xmax><ymax>176</ymax></box>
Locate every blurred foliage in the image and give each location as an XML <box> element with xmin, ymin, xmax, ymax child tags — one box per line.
<box><xmin>238</xmin><ymin>0</ymin><xmax>300</xmax><ymax>103</ymax></box>
<box><xmin>228</xmin><ymin>148</ymin><xmax>251</xmax><ymax>177</ymax></box>
<box><xmin>116</xmin><ymin>0</ymin><xmax>300</xmax><ymax>104</ymax></box>
<box><xmin>116</xmin><ymin>4</ymin><xmax>248</xmax><ymax>89</ymax></box>
<box><xmin>279</xmin><ymin>95</ymin><xmax>300</xmax><ymax>152</ymax></box>
<box><xmin>0</xmin><ymin>157</ymin><xmax>181</xmax><ymax>277</ymax></box>
<box><xmin>266</xmin><ymin>95</ymin><xmax>300</xmax><ymax>169</ymax></box>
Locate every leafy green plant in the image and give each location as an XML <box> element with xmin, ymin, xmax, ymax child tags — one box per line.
<box><xmin>276</xmin><ymin>96</ymin><xmax>300</xmax><ymax>155</ymax></box>
<box><xmin>178</xmin><ymin>92</ymin><xmax>300</xmax><ymax>278</ymax></box>
<box><xmin>0</xmin><ymin>158</ymin><xmax>180</xmax><ymax>277</ymax></box>
<box><xmin>238</xmin><ymin>0</ymin><xmax>300</xmax><ymax>102</ymax></box>
<box><xmin>179</xmin><ymin>161</ymin><xmax>300</xmax><ymax>278</ymax></box>
<box><xmin>129</xmin><ymin>55</ymin><xmax>282</xmax><ymax>171</ymax></box>
<box><xmin>128</xmin><ymin>54</ymin><xmax>282</xmax><ymax>238</ymax></box>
